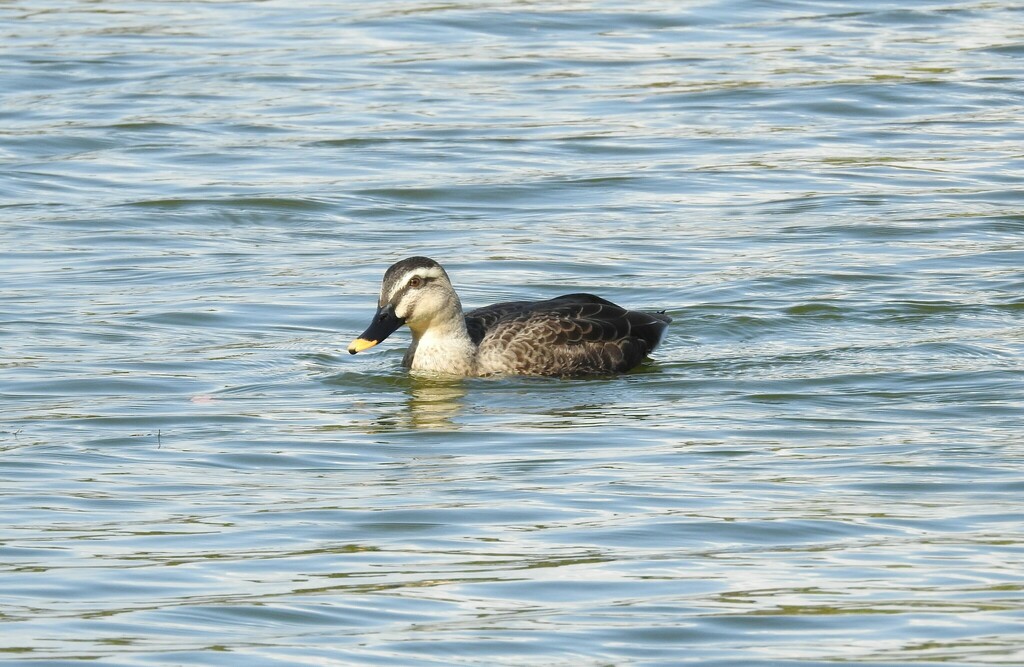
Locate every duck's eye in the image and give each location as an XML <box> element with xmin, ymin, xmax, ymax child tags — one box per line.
<box><xmin>408</xmin><ymin>276</ymin><xmax>423</xmax><ymax>288</ymax></box>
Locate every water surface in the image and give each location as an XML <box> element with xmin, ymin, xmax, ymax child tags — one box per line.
<box><xmin>2</xmin><ymin>1</ymin><xmax>1024</xmax><ymax>664</ymax></box>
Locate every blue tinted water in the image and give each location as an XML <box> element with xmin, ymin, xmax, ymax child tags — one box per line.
<box><xmin>2</xmin><ymin>1</ymin><xmax>1023</xmax><ymax>664</ymax></box>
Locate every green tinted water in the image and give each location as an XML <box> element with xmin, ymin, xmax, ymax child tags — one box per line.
<box><xmin>2</xmin><ymin>1</ymin><xmax>1023</xmax><ymax>665</ymax></box>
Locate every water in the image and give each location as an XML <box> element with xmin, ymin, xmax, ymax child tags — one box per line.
<box><xmin>2</xmin><ymin>0</ymin><xmax>1024</xmax><ymax>664</ymax></box>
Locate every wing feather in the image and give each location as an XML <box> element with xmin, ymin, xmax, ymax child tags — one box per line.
<box><xmin>469</xmin><ymin>293</ymin><xmax>671</xmax><ymax>376</ymax></box>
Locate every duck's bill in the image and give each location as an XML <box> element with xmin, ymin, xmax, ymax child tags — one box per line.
<box><xmin>348</xmin><ymin>304</ymin><xmax>405</xmax><ymax>355</ymax></box>
<box><xmin>348</xmin><ymin>337</ymin><xmax>379</xmax><ymax>353</ymax></box>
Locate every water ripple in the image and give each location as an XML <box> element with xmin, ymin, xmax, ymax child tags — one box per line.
<box><xmin>2</xmin><ymin>0</ymin><xmax>1024</xmax><ymax>664</ymax></box>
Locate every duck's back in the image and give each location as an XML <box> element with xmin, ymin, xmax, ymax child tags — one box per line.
<box><xmin>466</xmin><ymin>294</ymin><xmax>670</xmax><ymax>376</ymax></box>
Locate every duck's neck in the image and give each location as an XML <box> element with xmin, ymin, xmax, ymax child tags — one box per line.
<box><xmin>406</xmin><ymin>304</ymin><xmax>477</xmax><ymax>376</ymax></box>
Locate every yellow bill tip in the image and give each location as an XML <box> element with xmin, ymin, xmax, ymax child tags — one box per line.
<box><xmin>348</xmin><ymin>338</ymin><xmax>378</xmax><ymax>354</ymax></box>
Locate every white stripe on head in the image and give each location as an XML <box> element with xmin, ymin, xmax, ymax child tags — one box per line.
<box><xmin>384</xmin><ymin>266</ymin><xmax>445</xmax><ymax>302</ymax></box>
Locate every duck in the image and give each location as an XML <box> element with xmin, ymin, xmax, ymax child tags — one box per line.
<box><xmin>347</xmin><ymin>256</ymin><xmax>671</xmax><ymax>377</ymax></box>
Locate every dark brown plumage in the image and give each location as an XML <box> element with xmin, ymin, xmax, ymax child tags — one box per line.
<box><xmin>467</xmin><ymin>294</ymin><xmax>671</xmax><ymax>376</ymax></box>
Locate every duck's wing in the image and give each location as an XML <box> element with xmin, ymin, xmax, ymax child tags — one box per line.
<box><xmin>472</xmin><ymin>294</ymin><xmax>671</xmax><ymax>376</ymax></box>
<box><xmin>465</xmin><ymin>294</ymin><xmax>629</xmax><ymax>345</ymax></box>
<box><xmin>465</xmin><ymin>300</ymin><xmax>534</xmax><ymax>346</ymax></box>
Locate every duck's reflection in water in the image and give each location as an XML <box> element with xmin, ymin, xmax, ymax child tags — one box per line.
<box><xmin>405</xmin><ymin>374</ymin><xmax>466</xmax><ymax>430</ymax></box>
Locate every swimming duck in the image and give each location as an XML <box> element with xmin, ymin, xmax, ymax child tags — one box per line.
<box><xmin>348</xmin><ymin>256</ymin><xmax>671</xmax><ymax>376</ymax></box>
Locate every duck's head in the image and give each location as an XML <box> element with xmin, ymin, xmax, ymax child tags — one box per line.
<box><xmin>348</xmin><ymin>256</ymin><xmax>460</xmax><ymax>354</ymax></box>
